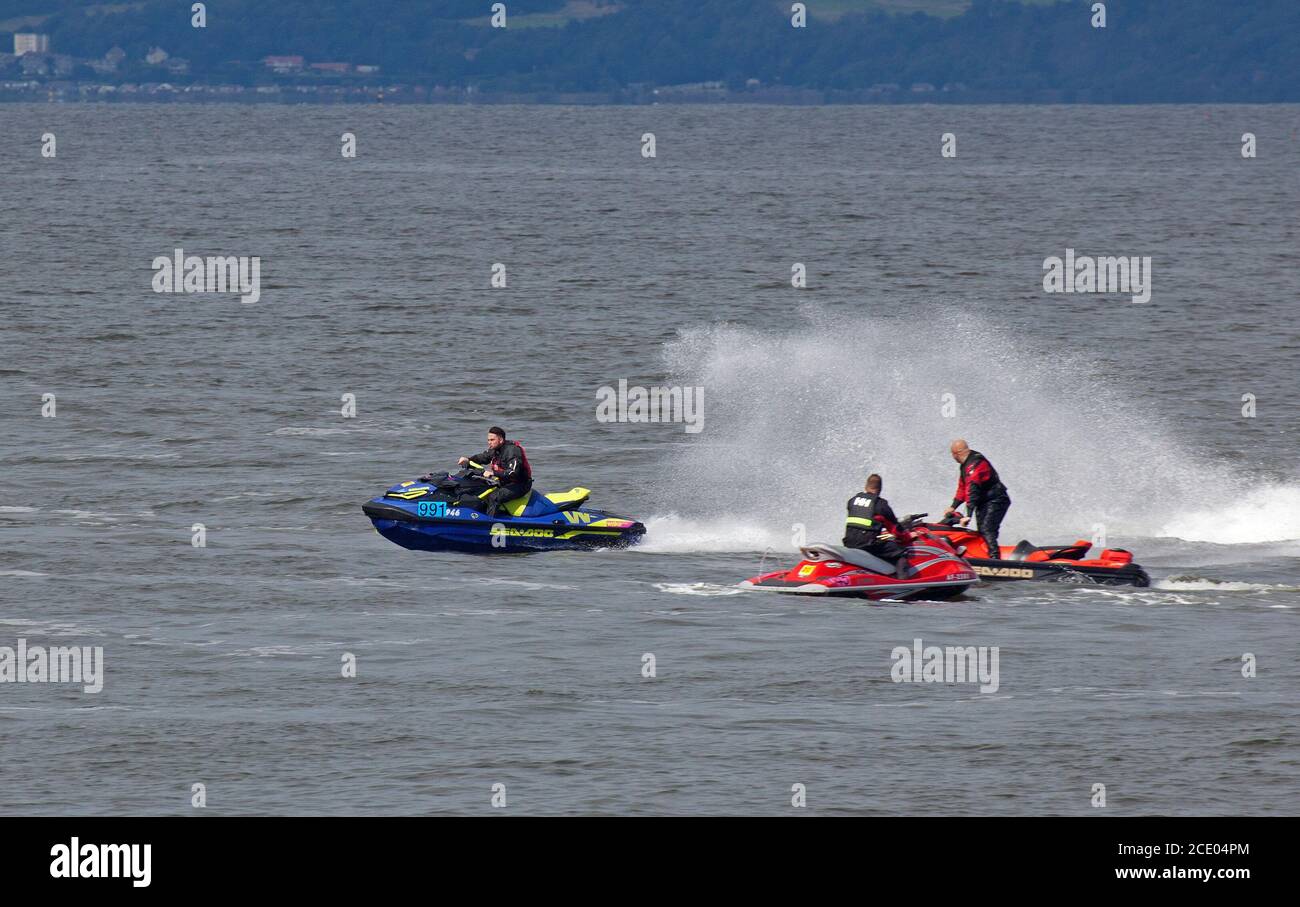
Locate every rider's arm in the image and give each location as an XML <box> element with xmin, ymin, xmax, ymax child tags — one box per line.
<box><xmin>951</xmin><ymin>469</ymin><xmax>968</xmax><ymax>512</ymax></box>
<box><xmin>878</xmin><ymin>501</ymin><xmax>912</xmax><ymax>544</ymax></box>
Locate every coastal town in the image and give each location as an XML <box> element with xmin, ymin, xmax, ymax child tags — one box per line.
<box><xmin>0</xmin><ymin>31</ymin><xmax>398</xmax><ymax>102</ymax></box>
<box><xmin>0</xmin><ymin>30</ymin><xmax>975</xmax><ymax>105</ymax></box>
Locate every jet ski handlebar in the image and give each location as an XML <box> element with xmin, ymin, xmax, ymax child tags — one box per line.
<box><xmin>879</xmin><ymin>513</ymin><xmax>928</xmax><ymax>540</ymax></box>
<box><xmin>451</xmin><ymin>461</ymin><xmax>496</xmax><ymax>481</ymax></box>
<box><xmin>418</xmin><ymin>464</ymin><xmax>497</xmax><ymax>485</ymax></box>
<box><xmin>899</xmin><ymin>513</ymin><xmax>928</xmax><ymax>530</ymax></box>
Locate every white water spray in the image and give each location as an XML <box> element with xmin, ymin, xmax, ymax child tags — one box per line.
<box><xmin>641</xmin><ymin>309</ymin><xmax>1300</xmax><ymax>552</ymax></box>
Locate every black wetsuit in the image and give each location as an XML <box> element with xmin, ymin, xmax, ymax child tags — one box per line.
<box><xmin>467</xmin><ymin>441</ymin><xmax>533</xmax><ymax>516</ymax></box>
<box><xmin>843</xmin><ymin>492</ymin><xmax>909</xmax><ymax>565</ymax></box>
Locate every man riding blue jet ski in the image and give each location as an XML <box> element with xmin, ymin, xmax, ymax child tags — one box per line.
<box><xmin>364</xmin><ymin>426</ymin><xmax>646</xmax><ymax>553</ymax></box>
<box><xmin>429</xmin><ymin>426</ymin><xmax>531</xmax><ymax>517</ymax></box>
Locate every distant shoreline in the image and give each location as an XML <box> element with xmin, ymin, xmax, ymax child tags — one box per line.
<box><xmin>3</xmin><ymin>84</ymin><xmax>1294</xmax><ymax>105</ymax></box>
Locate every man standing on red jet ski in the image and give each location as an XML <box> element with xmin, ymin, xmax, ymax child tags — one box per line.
<box><xmin>943</xmin><ymin>439</ymin><xmax>1011</xmax><ymax>558</ymax></box>
<box><xmin>458</xmin><ymin>426</ymin><xmax>533</xmax><ymax>517</ymax></box>
<box><xmin>844</xmin><ymin>474</ymin><xmax>912</xmax><ymax>578</ymax></box>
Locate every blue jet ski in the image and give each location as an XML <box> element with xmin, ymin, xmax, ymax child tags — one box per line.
<box><xmin>363</xmin><ymin>463</ymin><xmax>646</xmax><ymax>553</ymax></box>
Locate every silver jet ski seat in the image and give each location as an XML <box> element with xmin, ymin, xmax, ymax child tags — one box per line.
<box><xmin>800</xmin><ymin>543</ymin><xmax>897</xmax><ymax>576</ymax></box>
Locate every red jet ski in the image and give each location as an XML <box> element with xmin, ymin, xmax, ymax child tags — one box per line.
<box><xmin>739</xmin><ymin>515</ymin><xmax>979</xmax><ymax>601</ymax></box>
<box><xmin>924</xmin><ymin>518</ymin><xmax>1150</xmax><ymax>587</ymax></box>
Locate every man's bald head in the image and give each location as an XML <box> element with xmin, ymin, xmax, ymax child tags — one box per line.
<box><xmin>950</xmin><ymin>439</ymin><xmax>971</xmax><ymax>463</ymax></box>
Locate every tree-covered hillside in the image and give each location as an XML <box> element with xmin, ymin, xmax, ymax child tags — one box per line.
<box><xmin>3</xmin><ymin>0</ymin><xmax>1297</xmax><ymax>102</ymax></box>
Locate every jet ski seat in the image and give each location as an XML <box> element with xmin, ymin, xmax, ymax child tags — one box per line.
<box><xmin>800</xmin><ymin>543</ymin><xmax>897</xmax><ymax>576</ymax></box>
<box><xmin>1008</xmin><ymin>540</ymin><xmax>1036</xmax><ymax>561</ymax></box>
<box><xmin>501</xmin><ymin>487</ymin><xmax>592</xmax><ymax>518</ymax></box>
<box><xmin>1042</xmin><ymin>542</ymin><xmax>1091</xmax><ymax>560</ymax></box>
<box><xmin>543</xmin><ymin>487</ymin><xmax>592</xmax><ymax>511</ymax></box>
<box><xmin>1007</xmin><ymin>539</ymin><xmax>1091</xmax><ymax>561</ymax></box>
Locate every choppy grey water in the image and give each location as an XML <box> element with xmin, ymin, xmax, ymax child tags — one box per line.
<box><xmin>1</xmin><ymin>104</ymin><xmax>1297</xmax><ymax>816</ymax></box>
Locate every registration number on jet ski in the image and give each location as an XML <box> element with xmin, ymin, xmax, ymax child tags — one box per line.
<box><xmin>416</xmin><ymin>502</ymin><xmax>450</xmax><ymax>517</ymax></box>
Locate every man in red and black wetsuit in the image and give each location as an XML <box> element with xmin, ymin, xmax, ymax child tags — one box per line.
<box><xmin>460</xmin><ymin>426</ymin><xmax>533</xmax><ymax>517</ymax></box>
<box><xmin>943</xmin><ymin>439</ymin><xmax>1011</xmax><ymax>558</ymax></box>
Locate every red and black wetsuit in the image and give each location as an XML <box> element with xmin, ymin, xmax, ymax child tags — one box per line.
<box><xmin>951</xmin><ymin>450</ymin><xmax>1011</xmax><ymax>557</ymax></box>
<box><xmin>843</xmin><ymin>492</ymin><xmax>911</xmax><ymax>565</ymax></box>
<box><xmin>467</xmin><ymin>440</ymin><xmax>533</xmax><ymax>516</ymax></box>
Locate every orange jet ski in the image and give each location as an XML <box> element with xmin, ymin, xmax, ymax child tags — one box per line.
<box><xmin>925</xmin><ymin>517</ymin><xmax>1149</xmax><ymax>587</ymax></box>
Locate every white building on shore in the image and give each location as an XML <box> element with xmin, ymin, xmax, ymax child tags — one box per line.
<box><xmin>14</xmin><ymin>34</ymin><xmax>50</xmax><ymax>56</ymax></box>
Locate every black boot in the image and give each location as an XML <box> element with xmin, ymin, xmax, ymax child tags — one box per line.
<box><xmin>982</xmin><ymin>533</ymin><xmax>1000</xmax><ymax>559</ymax></box>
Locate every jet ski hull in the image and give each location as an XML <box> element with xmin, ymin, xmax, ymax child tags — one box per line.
<box><xmin>739</xmin><ymin>530</ymin><xmax>979</xmax><ymax>602</ymax></box>
<box><xmin>960</xmin><ymin>556</ymin><xmax>1149</xmax><ymax>586</ymax></box>
<box><xmin>925</xmin><ymin>524</ymin><xmax>1150</xmax><ymax>587</ymax></box>
<box><xmin>363</xmin><ymin>476</ymin><xmax>645</xmax><ymax>553</ymax></box>
<box><xmin>739</xmin><ymin>575</ymin><xmax>974</xmax><ymax>601</ymax></box>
